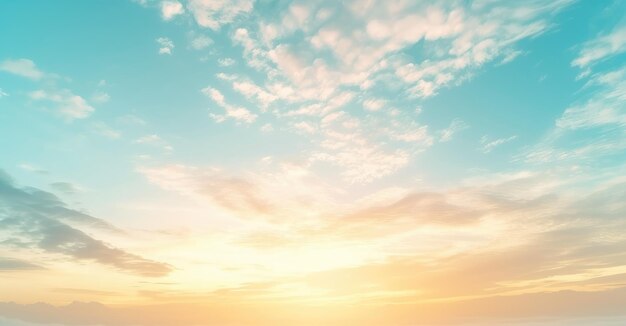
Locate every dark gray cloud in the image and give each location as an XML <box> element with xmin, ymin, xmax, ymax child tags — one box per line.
<box><xmin>0</xmin><ymin>169</ymin><xmax>172</xmax><ymax>277</ymax></box>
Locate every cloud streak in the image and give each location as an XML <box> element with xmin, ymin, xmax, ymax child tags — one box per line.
<box><xmin>0</xmin><ymin>170</ymin><xmax>172</xmax><ymax>277</ymax></box>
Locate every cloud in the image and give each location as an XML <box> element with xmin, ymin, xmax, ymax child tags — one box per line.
<box><xmin>218</xmin><ymin>57</ymin><xmax>235</xmax><ymax>66</ymax></box>
<box><xmin>557</xmin><ymin>67</ymin><xmax>626</xmax><ymax>130</ymax></box>
<box><xmin>0</xmin><ymin>170</ymin><xmax>172</xmax><ymax>277</ymax></box>
<box><xmin>29</xmin><ymin>89</ymin><xmax>95</xmax><ymax>120</ymax></box>
<box><xmin>137</xmin><ymin>164</ymin><xmax>277</xmax><ymax>219</ymax></box>
<box><xmin>156</xmin><ymin>37</ymin><xmax>174</xmax><ymax>54</ymax></box>
<box><xmin>309</xmin><ymin>111</ymin><xmax>429</xmax><ymax>183</ymax></box>
<box><xmin>0</xmin><ymin>258</ymin><xmax>43</xmax><ymax>271</ymax></box>
<box><xmin>480</xmin><ymin>135</ymin><xmax>517</xmax><ymax>153</ymax></box>
<box><xmin>0</xmin><ymin>58</ymin><xmax>44</xmax><ymax>80</ymax></box>
<box><xmin>201</xmin><ymin>86</ymin><xmax>257</xmax><ymax>123</ymax></box>
<box><xmin>196</xmin><ymin>1</ymin><xmax>573</xmax><ymax>183</ymax></box>
<box><xmin>572</xmin><ymin>25</ymin><xmax>626</xmax><ymax>68</ymax></box>
<box><xmin>161</xmin><ymin>0</ymin><xmax>184</xmax><ymax>20</ymax></box>
<box><xmin>291</xmin><ymin>121</ymin><xmax>316</xmax><ymax>134</ymax></box>
<box><xmin>362</xmin><ymin>98</ymin><xmax>386</xmax><ymax>112</ymax></box>
<box><xmin>0</xmin><ymin>88</ymin><xmax>7</xmax><ymax>98</ymax></box>
<box><xmin>202</xmin><ymin>86</ymin><xmax>225</xmax><ymax>105</ymax></box>
<box><xmin>231</xmin><ymin>79</ymin><xmax>278</xmax><ymax>109</ymax></box>
<box><xmin>440</xmin><ymin>119</ymin><xmax>468</xmax><ymax>142</ymax></box>
<box><xmin>187</xmin><ymin>0</ymin><xmax>255</xmax><ymax>30</ymax></box>
<box><xmin>525</xmin><ymin>25</ymin><xmax>626</xmax><ymax>164</ymax></box>
<box><xmin>133</xmin><ymin>159</ymin><xmax>626</xmax><ymax>318</ymax></box>
<box><xmin>312</xmin><ymin>143</ymin><xmax>409</xmax><ymax>184</ymax></box>
<box><xmin>137</xmin><ymin>162</ymin><xmax>338</xmax><ymax>223</ymax></box>
<box><xmin>91</xmin><ymin>91</ymin><xmax>110</xmax><ymax>104</ymax></box>
<box><xmin>134</xmin><ymin>134</ymin><xmax>173</xmax><ymax>152</ymax></box>
<box><xmin>260</xmin><ymin>123</ymin><xmax>273</xmax><ymax>132</ymax></box>
<box><xmin>190</xmin><ymin>34</ymin><xmax>212</xmax><ymax>50</ymax></box>
<box><xmin>305</xmin><ymin>218</ymin><xmax>626</xmax><ymax>300</ymax></box>
<box><xmin>247</xmin><ymin>0</ymin><xmax>571</xmax><ymax>101</ymax></box>
<box><xmin>49</xmin><ymin>182</ymin><xmax>80</xmax><ymax>195</ymax></box>
<box><xmin>17</xmin><ymin>163</ymin><xmax>48</xmax><ymax>174</ymax></box>
<box><xmin>91</xmin><ymin>122</ymin><xmax>122</xmax><ymax>139</ymax></box>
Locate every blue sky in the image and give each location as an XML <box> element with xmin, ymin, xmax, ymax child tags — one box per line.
<box><xmin>1</xmin><ymin>0</ymin><xmax>626</xmax><ymax>325</ymax></box>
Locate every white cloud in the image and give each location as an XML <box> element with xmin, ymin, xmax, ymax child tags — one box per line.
<box><xmin>312</xmin><ymin>112</ymin><xmax>414</xmax><ymax>183</ymax></box>
<box><xmin>187</xmin><ymin>0</ymin><xmax>254</xmax><ymax>30</ymax></box>
<box><xmin>244</xmin><ymin>1</ymin><xmax>571</xmax><ymax>104</ymax></box>
<box><xmin>525</xmin><ymin>25</ymin><xmax>626</xmax><ymax>165</ymax></box>
<box><xmin>18</xmin><ymin>163</ymin><xmax>48</xmax><ymax>174</ymax></box>
<box><xmin>220</xmin><ymin>106</ymin><xmax>256</xmax><ymax>123</ymax></box>
<box><xmin>202</xmin><ymin>86</ymin><xmax>257</xmax><ymax>123</ymax></box>
<box><xmin>137</xmin><ymin>161</ymin><xmax>339</xmax><ymax>225</ymax></box>
<box><xmin>218</xmin><ymin>57</ymin><xmax>235</xmax><ymax>66</ymax></box>
<box><xmin>137</xmin><ymin>1</ymin><xmax>573</xmax><ymax>184</ymax></box>
<box><xmin>362</xmin><ymin>98</ymin><xmax>386</xmax><ymax>112</ymax></box>
<box><xmin>0</xmin><ymin>88</ymin><xmax>7</xmax><ymax>98</ymax></box>
<box><xmin>292</xmin><ymin>121</ymin><xmax>316</xmax><ymax>134</ymax></box>
<box><xmin>57</xmin><ymin>96</ymin><xmax>93</xmax><ymax>119</ymax></box>
<box><xmin>572</xmin><ymin>25</ymin><xmax>626</xmax><ymax>68</ymax></box>
<box><xmin>29</xmin><ymin>89</ymin><xmax>94</xmax><ymax>120</ymax></box>
<box><xmin>0</xmin><ymin>58</ymin><xmax>44</xmax><ymax>80</ymax></box>
<box><xmin>190</xmin><ymin>35</ymin><xmax>213</xmax><ymax>50</ymax></box>
<box><xmin>213</xmin><ymin>1</ymin><xmax>572</xmax><ymax>185</ymax></box>
<box><xmin>389</xmin><ymin>124</ymin><xmax>432</xmax><ymax>144</ymax></box>
<box><xmin>313</xmin><ymin>144</ymin><xmax>409</xmax><ymax>184</ymax></box>
<box><xmin>201</xmin><ymin>86</ymin><xmax>225</xmax><ymax>105</ymax></box>
<box><xmin>92</xmin><ymin>122</ymin><xmax>121</xmax><ymax>139</ymax></box>
<box><xmin>500</xmin><ymin>49</ymin><xmax>523</xmax><ymax>64</ymax></box>
<box><xmin>260</xmin><ymin>123</ymin><xmax>273</xmax><ymax>132</ymax></box>
<box><xmin>161</xmin><ymin>0</ymin><xmax>184</xmax><ymax>20</ymax></box>
<box><xmin>135</xmin><ymin>134</ymin><xmax>173</xmax><ymax>152</ymax></box>
<box><xmin>440</xmin><ymin>119</ymin><xmax>468</xmax><ymax>142</ymax></box>
<box><xmin>560</xmin><ymin>67</ymin><xmax>626</xmax><ymax>130</ymax></box>
<box><xmin>480</xmin><ymin>135</ymin><xmax>518</xmax><ymax>153</ymax></box>
<box><xmin>231</xmin><ymin>79</ymin><xmax>277</xmax><ymax>109</ymax></box>
<box><xmin>156</xmin><ymin>37</ymin><xmax>174</xmax><ymax>54</ymax></box>
<box><xmin>92</xmin><ymin>91</ymin><xmax>110</xmax><ymax>104</ymax></box>
<box><xmin>135</xmin><ymin>134</ymin><xmax>162</xmax><ymax>144</ymax></box>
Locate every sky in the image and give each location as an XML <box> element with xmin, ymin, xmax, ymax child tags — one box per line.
<box><xmin>0</xmin><ymin>0</ymin><xmax>625</xmax><ymax>325</ymax></box>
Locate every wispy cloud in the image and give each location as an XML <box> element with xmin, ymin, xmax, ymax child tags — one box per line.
<box><xmin>440</xmin><ymin>119</ymin><xmax>468</xmax><ymax>142</ymax></box>
<box><xmin>157</xmin><ymin>37</ymin><xmax>174</xmax><ymax>55</ymax></box>
<box><xmin>218</xmin><ymin>57</ymin><xmax>235</xmax><ymax>66</ymax></box>
<box><xmin>0</xmin><ymin>170</ymin><xmax>172</xmax><ymax>277</ymax></box>
<box><xmin>187</xmin><ymin>0</ymin><xmax>255</xmax><ymax>30</ymax></box>
<box><xmin>480</xmin><ymin>135</ymin><xmax>517</xmax><ymax>153</ymax></box>
<box><xmin>49</xmin><ymin>181</ymin><xmax>81</xmax><ymax>195</ymax></box>
<box><xmin>91</xmin><ymin>122</ymin><xmax>122</xmax><ymax>139</ymax></box>
<box><xmin>29</xmin><ymin>89</ymin><xmax>95</xmax><ymax>120</ymax></box>
<box><xmin>135</xmin><ymin>134</ymin><xmax>173</xmax><ymax>152</ymax></box>
<box><xmin>202</xmin><ymin>86</ymin><xmax>257</xmax><ymax>123</ymax></box>
<box><xmin>572</xmin><ymin>25</ymin><xmax>626</xmax><ymax>68</ymax></box>
<box><xmin>0</xmin><ymin>58</ymin><xmax>44</xmax><ymax>80</ymax></box>
<box><xmin>0</xmin><ymin>258</ymin><xmax>43</xmax><ymax>271</ymax></box>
